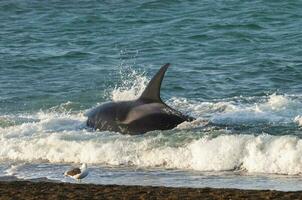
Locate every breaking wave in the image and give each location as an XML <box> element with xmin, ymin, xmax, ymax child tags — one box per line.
<box><xmin>1</xmin><ymin>116</ymin><xmax>302</xmax><ymax>175</ymax></box>
<box><xmin>1</xmin><ymin>71</ymin><xmax>302</xmax><ymax>175</ymax></box>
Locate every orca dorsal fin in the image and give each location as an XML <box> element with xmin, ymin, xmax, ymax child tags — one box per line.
<box><xmin>139</xmin><ymin>63</ymin><xmax>170</xmax><ymax>102</ymax></box>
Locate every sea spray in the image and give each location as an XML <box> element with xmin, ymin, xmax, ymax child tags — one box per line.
<box><xmin>111</xmin><ymin>69</ymin><xmax>148</xmax><ymax>101</ymax></box>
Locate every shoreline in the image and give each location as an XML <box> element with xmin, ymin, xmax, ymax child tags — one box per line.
<box><xmin>0</xmin><ymin>180</ymin><xmax>301</xmax><ymax>200</ymax></box>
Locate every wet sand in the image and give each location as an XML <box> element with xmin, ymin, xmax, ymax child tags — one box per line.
<box><xmin>0</xmin><ymin>180</ymin><xmax>302</xmax><ymax>200</ymax></box>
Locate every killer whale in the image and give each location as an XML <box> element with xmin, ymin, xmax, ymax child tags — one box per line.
<box><xmin>87</xmin><ymin>63</ymin><xmax>195</xmax><ymax>135</ymax></box>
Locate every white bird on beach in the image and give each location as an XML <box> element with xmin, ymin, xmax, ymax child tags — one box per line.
<box><xmin>64</xmin><ymin>163</ymin><xmax>89</xmax><ymax>182</ymax></box>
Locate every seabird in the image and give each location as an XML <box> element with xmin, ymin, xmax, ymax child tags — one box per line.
<box><xmin>64</xmin><ymin>163</ymin><xmax>89</xmax><ymax>182</ymax></box>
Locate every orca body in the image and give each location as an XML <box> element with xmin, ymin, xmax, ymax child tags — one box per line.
<box><xmin>87</xmin><ymin>63</ymin><xmax>195</xmax><ymax>135</ymax></box>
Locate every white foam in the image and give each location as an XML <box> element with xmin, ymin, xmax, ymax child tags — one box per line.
<box><xmin>168</xmin><ymin>94</ymin><xmax>302</xmax><ymax>126</ymax></box>
<box><xmin>176</xmin><ymin>119</ymin><xmax>209</xmax><ymax>130</ymax></box>
<box><xmin>2</xmin><ymin>90</ymin><xmax>302</xmax><ymax>176</ymax></box>
<box><xmin>266</xmin><ymin>94</ymin><xmax>289</xmax><ymax>110</ymax></box>
<box><xmin>2</xmin><ymin>120</ymin><xmax>302</xmax><ymax>175</ymax></box>
<box><xmin>294</xmin><ymin>115</ymin><xmax>302</xmax><ymax>126</ymax></box>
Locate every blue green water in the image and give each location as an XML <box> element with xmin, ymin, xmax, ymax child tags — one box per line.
<box><xmin>1</xmin><ymin>0</ymin><xmax>302</xmax><ymax>190</ymax></box>
<box><xmin>1</xmin><ymin>0</ymin><xmax>302</xmax><ymax>113</ymax></box>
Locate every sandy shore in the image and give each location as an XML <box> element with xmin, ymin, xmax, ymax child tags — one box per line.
<box><xmin>0</xmin><ymin>180</ymin><xmax>301</xmax><ymax>200</ymax></box>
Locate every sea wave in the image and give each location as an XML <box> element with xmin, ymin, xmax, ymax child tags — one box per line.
<box><xmin>1</xmin><ymin>72</ymin><xmax>302</xmax><ymax>175</ymax></box>
<box><xmin>1</xmin><ymin>115</ymin><xmax>302</xmax><ymax>175</ymax></box>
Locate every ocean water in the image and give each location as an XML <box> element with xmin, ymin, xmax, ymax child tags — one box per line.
<box><xmin>1</xmin><ymin>0</ymin><xmax>302</xmax><ymax>191</ymax></box>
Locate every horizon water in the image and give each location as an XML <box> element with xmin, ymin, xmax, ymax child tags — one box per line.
<box><xmin>1</xmin><ymin>0</ymin><xmax>302</xmax><ymax>191</ymax></box>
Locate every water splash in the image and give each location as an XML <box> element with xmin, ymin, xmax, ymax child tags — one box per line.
<box><xmin>111</xmin><ymin>69</ymin><xmax>148</xmax><ymax>101</ymax></box>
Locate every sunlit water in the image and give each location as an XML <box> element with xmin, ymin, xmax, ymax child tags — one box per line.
<box><xmin>1</xmin><ymin>0</ymin><xmax>302</xmax><ymax>191</ymax></box>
